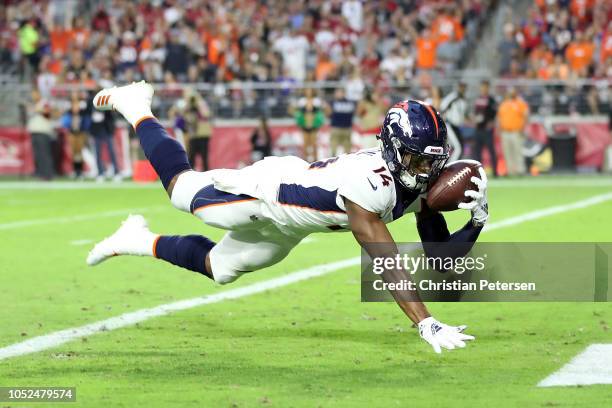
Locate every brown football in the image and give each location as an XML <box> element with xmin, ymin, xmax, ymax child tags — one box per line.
<box><xmin>426</xmin><ymin>160</ymin><xmax>482</xmax><ymax>212</ymax></box>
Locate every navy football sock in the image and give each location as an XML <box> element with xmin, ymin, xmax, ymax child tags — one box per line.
<box><xmin>154</xmin><ymin>235</ymin><xmax>215</xmax><ymax>279</ymax></box>
<box><xmin>135</xmin><ymin>118</ymin><xmax>191</xmax><ymax>190</ymax></box>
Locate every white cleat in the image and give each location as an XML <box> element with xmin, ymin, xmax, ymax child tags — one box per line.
<box><xmin>92</xmin><ymin>81</ymin><xmax>154</xmax><ymax>126</ymax></box>
<box><xmin>87</xmin><ymin>214</ymin><xmax>157</xmax><ymax>266</ymax></box>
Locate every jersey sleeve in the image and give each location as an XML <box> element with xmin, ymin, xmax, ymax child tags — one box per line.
<box><xmin>337</xmin><ymin>166</ymin><xmax>394</xmax><ymax>216</ymax></box>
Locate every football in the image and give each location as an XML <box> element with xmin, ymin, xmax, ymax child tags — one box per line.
<box><xmin>426</xmin><ymin>160</ymin><xmax>483</xmax><ymax>212</ymax></box>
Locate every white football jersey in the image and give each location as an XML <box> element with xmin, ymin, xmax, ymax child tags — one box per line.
<box><xmin>210</xmin><ymin>148</ymin><xmax>424</xmax><ymax>234</ymax></box>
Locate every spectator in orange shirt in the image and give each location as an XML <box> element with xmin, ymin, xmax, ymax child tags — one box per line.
<box><xmin>565</xmin><ymin>31</ymin><xmax>595</xmax><ymax>74</ymax></box>
<box><xmin>315</xmin><ymin>52</ymin><xmax>337</xmax><ymax>81</ymax></box>
<box><xmin>204</xmin><ymin>27</ymin><xmax>224</xmax><ymax>67</ymax></box>
<box><xmin>497</xmin><ymin>88</ymin><xmax>529</xmax><ymax>176</ymax></box>
<box><xmin>431</xmin><ymin>8</ymin><xmax>464</xmax><ymax>43</ymax></box>
<box><xmin>47</xmin><ymin>50</ymin><xmax>64</xmax><ymax>75</ymax></box>
<box><xmin>71</xmin><ymin>17</ymin><xmax>90</xmax><ymax>50</ymax></box>
<box><xmin>416</xmin><ymin>28</ymin><xmax>438</xmax><ymax>70</ymax></box>
<box><xmin>49</xmin><ymin>17</ymin><xmax>89</xmax><ymax>55</ymax></box>
<box><xmin>49</xmin><ymin>25</ymin><xmax>73</xmax><ymax>55</ymax></box>
<box><xmin>529</xmin><ymin>43</ymin><xmax>554</xmax><ymax>67</ymax></box>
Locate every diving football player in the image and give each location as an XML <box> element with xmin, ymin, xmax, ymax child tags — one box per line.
<box><xmin>87</xmin><ymin>82</ymin><xmax>488</xmax><ymax>353</ymax></box>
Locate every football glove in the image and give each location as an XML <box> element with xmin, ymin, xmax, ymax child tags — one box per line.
<box><xmin>418</xmin><ymin>316</ymin><xmax>475</xmax><ymax>354</ymax></box>
<box><xmin>458</xmin><ymin>167</ymin><xmax>488</xmax><ymax>227</ymax></box>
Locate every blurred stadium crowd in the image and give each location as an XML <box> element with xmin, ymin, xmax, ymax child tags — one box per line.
<box><xmin>3</xmin><ymin>0</ymin><xmax>491</xmax><ymax>87</ymax></box>
<box><xmin>499</xmin><ymin>0</ymin><xmax>611</xmax><ymax>80</ymax></box>
<box><xmin>1</xmin><ymin>0</ymin><xmax>610</xmax><ymax>116</ymax></box>
<box><xmin>0</xmin><ymin>0</ymin><xmax>610</xmax><ymax>181</ymax></box>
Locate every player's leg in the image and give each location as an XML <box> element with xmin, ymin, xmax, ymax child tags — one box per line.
<box><xmin>311</xmin><ymin>130</ymin><xmax>319</xmax><ymax>161</ymax></box>
<box><xmin>87</xmin><ymin>215</ymin><xmax>303</xmax><ymax>284</ymax></box>
<box><xmin>485</xmin><ymin>129</ymin><xmax>498</xmax><ymax>176</ymax></box>
<box><xmin>87</xmin><ymin>173</ymin><xmax>269</xmax><ymax>269</ymax></box>
<box><xmin>187</xmin><ymin>137</ymin><xmax>196</xmax><ymax>168</ymax></box>
<box><xmin>152</xmin><ymin>234</ymin><xmax>215</xmax><ymax>279</ymax></box>
<box><xmin>508</xmin><ymin>131</ymin><xmax>522</xmax><ymax>175</ymax></box>
<box><xmin>473</xmin><ymin>129</ymin><xmax>484</xmax><ymax>163</ymax></box>
<box><xmin>207</xmin><ymin>227</ymin><xmax>305</xmax><ymax>284</ymax></box>
<box><xmin>70</xmin><ymin>131</ymin><xmax>85</xmax><ymax>178</ymax></box>
<box><xmin>302</xmin><ymin>129</ymin><xmax>310</xmax><ymax>161</ymax></box>
<box><xmin>133</xmin><ymin>118</ymin><xmax>191</xmax><ymax>195</ymax></box>
<box><xmin>304</xmin><ymin>129</ymin><xmax>318</xmax><ymax>162</ymax></box>
<box><xmin>86</xmin><ymin>214</ymin><xmax>215</xmax><ymax>279</ymax></box>
<box><xmin>202</xmin><ymin>138</ymin><xmax>210</xmax><ymax>170</ymax></box>
<box><xmin>168</xmin><ymin>169</ymin><xmax>267</xmax><ymax>229</ymax></box>
<box><xmin>500</xmin><ymin>131</ymin><xmax>514</xmax><ymax>176</ymax></box>
<box><xmin>451</xmin><ymin>124</ymin><xmax>464</xmax><ymax>159</ymax></box>
<box><xmin>330</xmin><ymin>128</ymin><xmax>339</xmax><ymax>156</ymax></box>
<box><xmin>106</xmin><ymin>137</ymin><xmax>120</xmax><ymax>176</ymax></box>
<box><xmin>446</xmin><ymin>124</ymin><xmax>462</xmax><ymax>162</ymax></box>
<box><xmin>515</xmin><ymin>132</ymin><xmax>527</xmax><ymax>175</ymax></box>
<box><xmin>341</xmin><ymin>128</ymin><xmax>352</xmax><ymax>154</ymax></box>
<box><xmin>93</xmin><ymin>81</ymin><xmax>190</xmax><ymax>197</ymax></box>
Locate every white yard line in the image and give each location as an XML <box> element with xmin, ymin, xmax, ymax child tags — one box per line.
<box><xmin>0</xmin><ymin>258</ymin><xmax>361</xmax><ymax>361</ymax></box>
<box><xmin>1</xmin><ymin>192</ymin><xmax>611</xmax><ymax>361</ymax></box>
<box><xmin>70</xmin><ymin>239</ymin><xmax>94</xmax><ymax>246</ymax></box>
<box><xmin>0</xmin><ymin>207</ymin><xmax>164</xmax><ymax>231</ymax></box>
<box><xmin>483</xmin><ymin>191</ymin><xmax>612</xmax><ymax>232</ymax></box>
<box><xmin>489</xmin><ymin>179</ymin><xmax>612</xmax><ymax>188</ymax></box>
<box><xmin>0</xmin><ymin>181</ymin><xmax>157</xmax><ymax>190</ymax></box>
<box><xmin>537</xmin><ymin>344</ymin><xmax>612</xmax><ymax>387</ymax></box>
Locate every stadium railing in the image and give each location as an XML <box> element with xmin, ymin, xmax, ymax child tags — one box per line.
<box><xmin>2</xmin><ymin>78</ymin><xmax>609</xmax><ymax>124</ymax></box>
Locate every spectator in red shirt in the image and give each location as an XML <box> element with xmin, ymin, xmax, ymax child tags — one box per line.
<box><xmin>360</xmin><ymin>46</ymin><xmax>380</xmax><ymax>72</ymax></box>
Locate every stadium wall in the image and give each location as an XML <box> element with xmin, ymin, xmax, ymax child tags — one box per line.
<box><xmin>0</xmin><ymin>117</ymin><xmax>609</xmax><ymax>176</ymax></box>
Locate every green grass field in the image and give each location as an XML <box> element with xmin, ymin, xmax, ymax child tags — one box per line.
<box><xmin>1</xmin><ymin>177</ymin><xmax>611</xmax><ymax>407</ymax></box>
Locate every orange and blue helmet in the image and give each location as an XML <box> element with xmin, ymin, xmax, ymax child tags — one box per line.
<box><xmin>379</xmin><ymin>100</ymin><xmax>449</xmax><ymax>192</ymax></box>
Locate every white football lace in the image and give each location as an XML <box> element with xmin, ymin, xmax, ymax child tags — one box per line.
<box><xmin>446</xmin><ymin>168</ymin><xmax>471</xmax><ymax>187</ymax></box>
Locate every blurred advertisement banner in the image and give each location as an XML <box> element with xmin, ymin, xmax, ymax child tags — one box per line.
<box><xmin>0</xmin><ymin>128</ymin><xmax>33</xmax><ymax>175</ymax></box>
<box><xmin>0</xmin><ymin>120</ymin><xmax>609</xmax><ymax>175</ymax></box>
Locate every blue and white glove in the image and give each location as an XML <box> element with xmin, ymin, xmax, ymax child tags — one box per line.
<box><xmin>418</xmin><ymin>317</ymin><xmax>475</xmax><ymax>354</ymax></box>
<box><xmin>458</xmin><ymin>167</ymin><xmax>488</xmax><ymax>227</ymax></box>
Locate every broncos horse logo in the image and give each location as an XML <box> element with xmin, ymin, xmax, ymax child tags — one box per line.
<box><xmin>385</xmin><ymin>106</ymin><xmax>413</xmax><ymax>139</ymax></box>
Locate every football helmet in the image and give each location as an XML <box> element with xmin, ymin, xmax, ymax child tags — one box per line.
<box><xmin>379</xmin><ymin>100</ymin><xmax>449</xmax><ymax>192</ymax></box>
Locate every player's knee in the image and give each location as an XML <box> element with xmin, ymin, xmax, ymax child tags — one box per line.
<box><xmin>169</xmin><ymin>170</ymin><xmax>214</xmax><ymax>212</ymax></box>
<box><xmin>212</xmin><ymin>270</ymin><xmax>245</xmax><ymax>285</ymax></box>
<box><xmin>165</xmin><ymin>173</ymin><xmax>182</xmax><ymax>197</ymax></box>
<box><xmin>209</xmin><ymin>263</ymin><xmax>249</xmax><ymax>285</ymax></box>
<box><xmin>207</xmin><ymin>243</ymin><xmax>255</xmax><ymax>284</ymax></box>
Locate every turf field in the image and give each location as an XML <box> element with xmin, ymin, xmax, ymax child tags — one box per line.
<box><xmin>0</xmin><ymin>176</ymin><xmax>611</xmax><ymax>407</ymax></box>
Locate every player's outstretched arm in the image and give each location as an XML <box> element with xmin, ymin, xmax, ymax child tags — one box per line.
<box><xmin>345</xmin><ymin>197</ymin><xmax>429</xmax><ymax>324</ymax></box>
<box><xmin>345</xmin><ymin>198</ymin><xmax>475</xmax><ymax>353</ymax></box>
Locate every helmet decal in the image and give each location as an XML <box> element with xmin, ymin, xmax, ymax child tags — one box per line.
<box><xmin>386</xmin><ymin>107</ymin><xmax>413</xmax><ymax>138</ymax></box>
<box><xmin>424</xmin><ymin>146</ymin><xmax>445</xmax><ymax>154</ymax></box>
